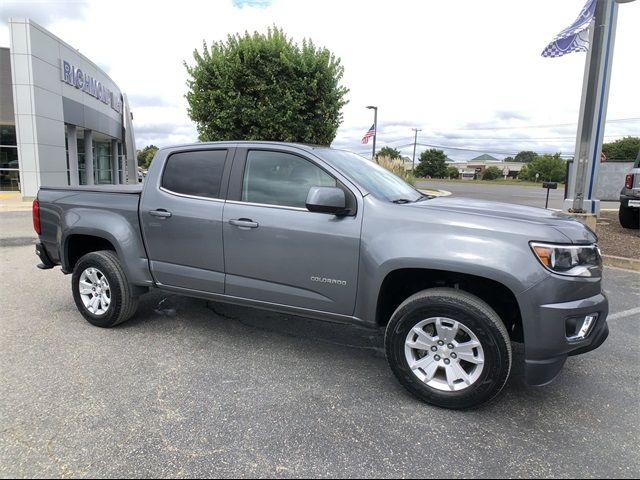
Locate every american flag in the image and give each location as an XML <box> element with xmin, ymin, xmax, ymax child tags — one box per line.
<box><xmin>361</xmin><ymin>124</ymin><xmax>375</xmax><ymax>144</ymax></box>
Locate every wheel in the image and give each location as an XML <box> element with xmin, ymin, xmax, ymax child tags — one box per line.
<box><xmin>619</xmin><ymin>204</ymin><xmax>639</xmax><ymax>230</ymax></box>
<box><xmin>71</xmin><ymin>250</ymin><xmax>139</xmax><ymax>328</ymax></box>
<box><xmin>385</xmin><ymin>288</ymin><xmax>512</xmax><ymax>409</ymax></box>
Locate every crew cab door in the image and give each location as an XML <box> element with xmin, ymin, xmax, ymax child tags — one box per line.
<box><xmin>223</xmin><ymin>147</ymin><xmax>362</xmax><ymax>315</ymax></box>
<box><xmin>140</xmin><ymin>147</ymin><xmax>233</xmax><ymax>293</ymax></box>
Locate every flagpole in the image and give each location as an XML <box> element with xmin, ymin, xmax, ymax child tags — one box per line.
<box><xmin>565</xmin><ymin>0</ymin><xmax>619</xmax><ymax>215</ymax></box>
<box><xmin>367</xmin><ymin>105</ymin><xmax>378</xmax><ymax>163</ymax></box>
<box><xmin>412</xmin><ymin>128</ymin><xmax>421</xmax><ymax>170</ymax></box>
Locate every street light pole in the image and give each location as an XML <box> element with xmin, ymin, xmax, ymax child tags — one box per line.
<box><xmin>366</xmin><ymin>106</ymin><xmax>378</xmax><ymax>162</ymax></box>
<box><xmin>411</xmin><ymin>128</ymin><xmax>421</xmax><ymax>170</ymax></box>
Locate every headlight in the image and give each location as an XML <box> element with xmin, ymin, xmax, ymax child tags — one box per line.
<box><xmin>530</xmin><ymin>242</ymin><xmax>602</xmax><ymax>277</ymax></box>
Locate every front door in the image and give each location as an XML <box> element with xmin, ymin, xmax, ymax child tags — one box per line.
<box><xmin>140</xmin><ymin>147</ymin><xmax>232</xmax><ymax>294</ymax></box>
<box><xmin>223</xmin><ymin>148</ymin><xmax>362</xmax><ymax>315</ymax></box>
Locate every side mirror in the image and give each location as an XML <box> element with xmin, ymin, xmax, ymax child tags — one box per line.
<box><xmin>306</xmin><ymin>186</ymin><xmax>347</xmax><ymax>215</ymax></box>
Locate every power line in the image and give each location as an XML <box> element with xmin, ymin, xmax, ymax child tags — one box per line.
<box><xmin>391</xmin><ymin>142</ymin><xmax>574</xmax><ymax>158</ymax></box>
<box><xmin>427</xmin><ymin>117</ymin><xmax>640</xmax><ymax>132</ymax></box>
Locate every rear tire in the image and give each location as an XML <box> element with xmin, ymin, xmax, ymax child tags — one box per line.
<box><xmin>385</xmin><ymin>288</ymin><xmax>512</xmax><ymax>409</ymax></box>
<box><xmin>71</xmin><ymin>250</ymin><xmax>139</xmax><ymax>328</ymax></box>
<box><xmin>619</xmin><ymin>204</ymin><xmax>639</xmax><ymax>230</ymax></box>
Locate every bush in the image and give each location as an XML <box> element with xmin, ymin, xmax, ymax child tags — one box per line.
<box><xmin>520</xmin><ymin>154</ymin><xmax>567</xmax><ymax>182</ymax></box>
<box><xmin>185</xmin><ymin>27</ymin><xmax>348</xmax><ymax>144</ymax></box>
<box><xmin>446</xmin><ymin>166</ymin><xmax>460</xmax><ymax>179</ymax></box>
<box><xmin>482</xmin><ymin>166</ymin><xmax>502</xmax><ymax>180</ymax></box>
<box><xmin>377</xmin><ymin>156</ymin><xmax>416</xmax><ymax>186</ymax></box>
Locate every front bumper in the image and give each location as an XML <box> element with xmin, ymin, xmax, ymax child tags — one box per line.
<box><xmin>518</xmin><ymin>284</ymin><xmax>609</xmax><ymax>387</ymax></box>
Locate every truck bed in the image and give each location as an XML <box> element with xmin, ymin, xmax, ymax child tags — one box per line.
<box><xmin>37</xmin><ymin>184</ymin><xmax>151</xmax><ymax>285</ymax></box>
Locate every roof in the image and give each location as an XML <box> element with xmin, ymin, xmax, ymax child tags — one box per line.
<box><xmin>158</xmin><ymin>141</ymin><xmax>329</xmax><ymax>152</ymax></box>
<box><xmin>470</xmin><ymin>154</ymin><xmax>500</xmax><ymax>162</ymax></box>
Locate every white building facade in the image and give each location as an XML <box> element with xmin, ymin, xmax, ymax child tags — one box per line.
<box><xmin>2</xmin><ymin>19</ymin><xmax>136</xmax><ymax>198</ymax></box>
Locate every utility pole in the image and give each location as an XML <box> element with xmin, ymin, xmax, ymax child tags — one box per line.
<box><xmin>411</xmin><ymin>128</ymin><xmax>421</xmax><ymax>170</ymax></box>
<box><xmin>565</xmin><ymin>0</ymin><xmax>626</xmax><ymax>215</ymax></box>
<box><xmin>366</xmin><ymin>105</ymin><xmax>378</xmax><ymax>162</ymax></box>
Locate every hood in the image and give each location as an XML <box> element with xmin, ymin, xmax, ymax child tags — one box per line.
<box><xmin>409</xmin><ymin>197</ymin><xmax>597</xmax><ymax>244</ymax></box>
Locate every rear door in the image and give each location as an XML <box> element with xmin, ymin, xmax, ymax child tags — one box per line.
<box><xmin>222</xmin><ymin>147</ymin><xmax>363</xmax><ymax>315</ymax></box>
<box><xmin>140</xmin><ymin>147</ymin><xmax>233</xmax><ymax>293</ymax></box>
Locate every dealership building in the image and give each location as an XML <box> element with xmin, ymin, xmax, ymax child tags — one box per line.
<box><xmin>0</xmin><ymin>19</ymin><xmax>137</xmax><ymax>198</ymax></box>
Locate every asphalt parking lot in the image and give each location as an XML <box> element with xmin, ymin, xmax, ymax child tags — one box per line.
<box><xmin>1</xmin><ymin>211</ymin><xmax>639</xmax><ymax>478</ymax></box>
<box><xmin>415</xmin><ymin>180</ymin><xmax>620</xmax><ymax>211</ymax></box>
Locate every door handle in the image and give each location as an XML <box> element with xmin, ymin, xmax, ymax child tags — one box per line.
<box><xmin>149</xmin><ymin>209</ymin><xmax>172</xmax><ymax>218</ymax></box>
<box><xmin>229</xmin><ymin>218</ymin><xmax>259</xmax><ymax>229</ymax></box>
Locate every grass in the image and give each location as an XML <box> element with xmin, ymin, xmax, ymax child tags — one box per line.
<box><xmin>416</xmin><ymin>178</ymin><xmax>564</xmax><ymax>188</ymax></box>
<box><xmin>377</xmin><ymin>156</ymin><xmax>417</xmax><ymax>186</ymax></box>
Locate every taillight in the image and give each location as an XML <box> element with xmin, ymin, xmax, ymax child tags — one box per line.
<box><xmin>625</xmin><ymin>174</ymin><xmax>634</xmax><ymax>190</ymax></box>
<box><xmin>32</xmin><ymin>199</ymin><xmax>41</xmax><ymax>235</ymax></box>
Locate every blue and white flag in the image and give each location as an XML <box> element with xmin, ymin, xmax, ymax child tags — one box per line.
<box><xmin>542</xmin><ymin>0</ymin><xmax>596</xmax><ymax>58</ymax></box>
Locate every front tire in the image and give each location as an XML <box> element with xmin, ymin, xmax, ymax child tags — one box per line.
<box><xmin>71</xmin><ymin>250</ymin><xmax>139</xmax><ymax>328</ymax></box>
<box><xmin>619</xmin><ymin>204</ymin><xmax>639</xmax><ymax>230</ymax></box>
<box><xmin>385</xmin><ymin>288</ymin><xmax>512</xmax><ymax>409</ymax></box>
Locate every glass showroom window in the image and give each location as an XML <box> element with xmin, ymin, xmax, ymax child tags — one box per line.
<box><xmin>95</xmin><ymin>142</ymin><xmax>112</xmax><ymax>184</ymax></box>
<box><xmin>0</xmin><ymin>124</ymin><xmax>20</xmax><ymax>191</ymax></box>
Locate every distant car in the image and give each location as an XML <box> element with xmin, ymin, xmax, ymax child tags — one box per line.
<box><xmin>619</xmin><ymin>152</ymin><xmax>640</xmax><ymax>229</ymax></box>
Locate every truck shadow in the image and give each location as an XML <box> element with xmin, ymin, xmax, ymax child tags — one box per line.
<box><xmin>124</xmin><ymin>291</ymin><xmax>533</xmax><ymax>399</ymax></box>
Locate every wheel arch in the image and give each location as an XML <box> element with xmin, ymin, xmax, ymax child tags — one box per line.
<box><xmin>375</xmin><ymin>268</ymin><xmax>524</xmax><ymax>343</ymax></box>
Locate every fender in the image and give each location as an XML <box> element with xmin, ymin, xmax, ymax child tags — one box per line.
<box><xmin>60</xmin><ymin>208</ymin><xmax>154</xmax><ymax>287</ymax></box>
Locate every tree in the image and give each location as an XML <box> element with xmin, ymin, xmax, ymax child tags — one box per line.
<box><xmin>520</xmin><ymin>154</ymin><xmax>566</xmax><ymax>182</ymax></box>
<box><xmin>517</xmin><ymin>164</ymin><xmax>528</xmax><ymax>180</ymax></box>
<box><xmin>137</xmin><ymin>145</ymin><xmax>158</xmax><ymax>170</ymax></box>
<box><xmin>446</xmin><ymin>166</ymin><xmax>460</xmax><ymax>179</ymax></box>
<box><xmin>503</xmin><ymin>156</ymin><xmax>515</xmax><ymax>163</ymax></box>
<box><xmin>185</xmin><ymin>27</ymin><xmax>349</xmax><ymax>145</ymax></box>
<box><xmin>602</xmin><ymin>136</ymin><xmax>640</xmax><ymax>162</ymax></box>
<box><xmin>376</xmin><ymin>147</ymin><xmax>402</xmax><ymax>160</ymax></box>
<box><xmin>514</xmin><ymin>151</ymin><xmax>539</xmax><ymax>163</ymax></box>
<box><xmin>415</xmin><ymin>149</ymin><xmax>448</xmax><ymax>178</ymax></box>
<box><xmin>482</xmin><ymin>166</ymin><xmax>502</xmax><ymax>180</ymax></box>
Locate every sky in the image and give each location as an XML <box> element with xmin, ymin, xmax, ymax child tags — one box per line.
<box><xmin>1</xmin><ymin>0</ymin><xmax>638</xmax><ymax>161</ymax></box>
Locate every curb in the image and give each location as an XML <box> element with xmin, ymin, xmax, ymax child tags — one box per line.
<box><xmin>0</xmin><ymin>205</ymin><xmax>32</xmax><ymax>212</ymax></box>
<box><xmin>419</xmin><ymin>189</ymin><xmax>452</xmax><ymax>197</ymax></box>
<box><xmin>603</xmin><ymin>255</ymin><xmax>640</xmax><ymax>272</ymax></box>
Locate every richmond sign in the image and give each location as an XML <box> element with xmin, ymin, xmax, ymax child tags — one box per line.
<box><xmin>60</xmin><ymin>59</ymin><xmax>123</xmax><ymax>114</ymax></box>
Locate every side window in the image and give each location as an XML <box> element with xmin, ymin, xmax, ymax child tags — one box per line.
<box><xmin>162</xmin><ymin>150</ymin><xmax>227</xmax><ymax>199</ymax></box>
<box><xmin>242</xmin><ymin>150</ymin><xmax>336</xmax><ymax>208</ymax></box>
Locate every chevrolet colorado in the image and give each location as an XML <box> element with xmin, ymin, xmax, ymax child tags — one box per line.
<box><xmin>34</xmin><ymin>142</ymin><xmax>609</xmax><ymax>409</ymax></box>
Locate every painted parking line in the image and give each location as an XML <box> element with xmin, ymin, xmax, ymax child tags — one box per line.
<box><xmin>608</xmin><ymin>306</ymin><xmax>640</xmax><ymax>321</ymax></box>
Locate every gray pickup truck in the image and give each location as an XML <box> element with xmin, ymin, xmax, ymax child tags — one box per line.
<box><xmin>34</xmin><ymin>142</ymin><xmax>609</xmax><ymax>409</ymax></box>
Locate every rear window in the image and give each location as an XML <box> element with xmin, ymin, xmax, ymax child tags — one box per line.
<box><xmin>162</xmin><ymin>150</ymin><xmax>227</xmax><ymax>199</ymax></box>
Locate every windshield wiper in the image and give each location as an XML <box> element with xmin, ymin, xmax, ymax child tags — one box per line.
<box><xmin>392</xmin><ymin>198</ymin><xmax>412</xmax><ymax>204</ymax></box>
<box><xmin>415</xmin><ymin>195</ymin><xmax>434</xmax><ymax>202</ymax></box>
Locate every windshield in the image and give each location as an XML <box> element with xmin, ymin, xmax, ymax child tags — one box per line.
<box><xmin>319</xmin><ymin>149</ymin><xmax>423</xmax><ymax>202</ymax></box>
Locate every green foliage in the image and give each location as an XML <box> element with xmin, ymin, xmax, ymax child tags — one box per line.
<box><xmin>503</xmin><ymin>156</ymin><xmax>514</xmax><ymax>163</ymax></box>
<box><xmin>185</xmin><ymin>27</ymin><xmax>349</xmax><ymax>145</ymax></box>
<box><xmin>376</xmin><ymin>147</ymin><xmax>402</xmax><ymax>160</ymax></box>
<box><xmin>514</xmin><ymin>151</ymin><xmax>539</xmax><ymax>163</ymax></box>
<box><xmin>415</xmin><ymin>149</ymin><xmax>448</xmax><ymax>178</ymax></box>
<box><xmin>446</xmin><ymin>166</ymin><xmax>460</xmax><ymax>179</ymax></box>
<box><xmin>602</xmin><ymin>136</ymin><xmax>640</xmax><ymax>162</ymax></box>
<box><xmin>517</xmin><ymin>164</ymin><xmax>528</xmax><ymax>179</ymax></box>
<box><xmin>519</xmin><ymin>154</ymin><xmax>566</xmax><ymax>182</ymax></box>
<box><xmin>482</xmin><ymin>166</ymin><xmax>502</xmax><ymax>180</ymax></box>
<box><xmin>378</xmin><ymin>156</ymin><xmax>416</xmax><ymax>186</ymax></box>
<box><xmin>137</xmin><ymin>145</ymin><xmax>158</xmax><ymax>169</ymax></box>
